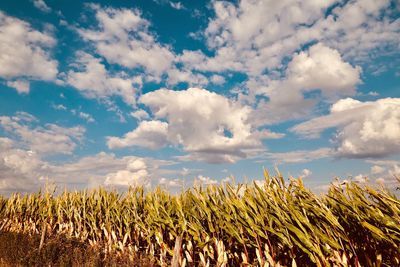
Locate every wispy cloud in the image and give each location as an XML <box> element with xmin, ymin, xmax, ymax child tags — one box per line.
<box><xmin>32</xmin><ymin>0</ymin><xmax>51</xmax><ymax>13</ymax></box>
<box><xmin>261</xmin><ymin>148</ymin><xmax>333</xmax><ymax>164</ymax></box>
<box><xmin>0</xmin><ymin>112</ymin><xmax>85</xmax><ymax>155</ymax></box>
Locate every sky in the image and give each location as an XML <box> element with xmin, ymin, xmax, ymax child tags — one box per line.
<box><xmin>0</xmin><ymin>0</ymin><xmax>399</xmax><ymax>195</ymax></box>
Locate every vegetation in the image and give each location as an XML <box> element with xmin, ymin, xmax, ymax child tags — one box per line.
<box><xmin>0</xmin><ymin>230</ymin><xmax>154</xmax><ymax>266</ymax></box>
<box><xmin>0</xmin><ymin>171</ymin><xmax>399</xmax><ymax>266</ymax></box>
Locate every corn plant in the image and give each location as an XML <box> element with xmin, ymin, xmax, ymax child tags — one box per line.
<box><xmin>0</xmin><ymin>170</ymin><xmax>399</xmax><ymax>266</ymax></box>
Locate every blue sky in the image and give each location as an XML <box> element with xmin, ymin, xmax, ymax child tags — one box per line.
<box><xmin>0</xmin><ymin>0</ymin><xmax>399</xmax><ymax>194</ymax></box>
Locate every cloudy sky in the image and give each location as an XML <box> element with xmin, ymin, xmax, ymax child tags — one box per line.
<box><xmin>0</xmin><ymin>0</ymin><xmax>399</xmax><ymax>194</ymax></box>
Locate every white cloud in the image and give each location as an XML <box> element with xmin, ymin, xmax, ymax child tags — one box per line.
<box><xmin>51</xmin><ymin>153</ymin><xmax>175</xmax><ymax>189</ymax></box>
<box><xmin>0</xmin><ymin>112</ymin><xmax>85</xmax><ymax>155</ymax></box>
<box><xmin>166</xmin><ymin>67</ymin><xmax>209</xmax><ymax>86</ymax></box>
<box><xmin>153</xmin><ymin>0</ymin><xmax>186</xmax><ymax>10</ymax></box>
<box><xmin>292</xmin><ymin>98</ymin><xmax>400</xmax><ymax>158</ymax></box>
<box><xmin>0</xmin><ymin>137</ymin><xmax>13</xmax><ymax>149</ymax></box>
<box><xmin>78</xmin><ymin>5</ymin><xmax>175</xmax><ymax>77</ymax></box>
<box><xmin>250</xmin><ymin>43</ymin><xmax>362</xmax><ymax>125</ymax></box>
<box><xmin>210</xmin><ymin>74</ymin><xmax>226</xmax><ymax>85</ymax></box>
<box><xmin>301</xmin><ymin>169</ymin><xmax>312</xmax><ymax>178</ymax></box>
<box><xmin>371</xmin><ymin>165</ymin><xmax>385</xmax><ymax>175</ymax></box>
<box><xmin>107</xmin><ymin>120</ymin><xmax>169</xmax><ymax>149</ymax></box>
<box><xmin>159</xmin><ymin>177</ymin><xmax>183</xmax><ymax>188</ymax></box>
<box><xmin>0</xmin><ymin>146</ymin><xmax>46</xmax><ymax>194</ymax></box>
<box><xmin>251</xmin><ymin>129</ymin><xmax>285</xmax><ymax>140</ymax></box>
<box><xmin>51</xmin><ymin>104</ymin><xmax>95</xmax><ymax>123</ymax></box>
<box><xmin>140</xmin><ymin>88</ymin><xmax>254</xmax><ymax>151</ymax></box>
<box><xmin>108</xmin><ymin>88</ymin><xmax>274</xmax><ymax>163</ymax></box>
<box><xmin>367</xmin><ymin>91</ymin><xmax>379</xmax><ymax>96</ymax></box>
<box><xmin>324</xmin><ymin>0</ymin><xmax>399</xmax><ymax>62</ymax></box>
<box><xmin>367</xmin><ymin>159</ymin><xmax>400</xmax><ymax>167</ymax></box>
<box><xmin>185</xmin><ymin>0</ymin><xmax>335</xmax><ymax>75</ymax></box>
<box><xmin>76</xmin><ymin>5</ymin><xmax>212</xmax><ymax>87</ymax></box>
<box><xmin>190</xmin><ymin>0</ymin><xmax>398</xmax><ymax>76</ymax></box>
<box><xmin>0</xmin><ymin>145</ymin><xmax>175</xmax><ymax>194</ymax></box>
<box><xmin>103</xmin><ymin>99</ymin><xmax>128</xmax><ymax>123</ymax></box>
<box><xmin>169</xmin><ymin>2</ymin><xmax>185</xmax><ymax>10</ymax></box>
<box><xmin>104</xmin><ymin>159</ymin><xmax>149</xmax><ymax>187</ymax></box>
<box><xmin>366</xmin><ymin>160</ymin><xmax>400</xmax><ymax>184</ymax></box>
<box><xmin>66</xmin><ymin>52</ymin><xmax>140</xmax><ymax>106</ymax></box>
<box><xmin>283</xmin><ymin>44</ymin><xmax>362</xmax><ymax>97</ymax></box>
<box><xmin>33</xmin><ymin>0</ymin><xmax>51</xmax><ymax>13</ymax></box>
<box><xmin>353</xmin><ymin>174</ymin><xmax>368</xmax><ymax>183</ymax></box>
<box><xmin>180</xmin><ymin>168</ymin><xmax>190</xmax><ymax>176</ymax></box>
<box><xmin>222</xmin><ymin>176</ymin><xmax>232</xmax><ymax>183</ymax></box>
<box><xmin>52</xmin><ymin>104</ymin><xmax>67</xmax><ymax>110</ymax></box>
<box><xmin>262</xmin><ymin>147</ymin><xmax>332</xmax><ymax>163</ymax></box>
<box><xmin>195</xmin><ymin>175</ymin><xmax>218</xmax><ymax>186</ymax></box>
<box><xmin>343</xmin><ymin>159</ymin><xmax>400</xmax><ymax>189</ymax></box>
<box><xmin>2</xmin><ymin>150</ymin><xmax>44</xmax><ymax>176</ymax></box>
<box><xmin>0</xmin><ymin>12</ymin><xmax>57</xmax><ymax>87</ymax></box>
<box><xmin>130</xmin><ymin>109</ymin><xmax>150</xmax><ymax>120</ymax></box>
<box><xmin>78</xmin><ymin>111</ymin><xmax>95</xmax><ymax>123</ymax></box>
<box><xmin>376</xmin><ymin>177</ymin><xmax>385</xmax><ymax>185</ymax></box>
<box><xmin>6</xmin><ymin>80</ymin><xmax>30</xmax><ymax>94</ymax></box>
<box><xmin>173</xmin><ymin>0</ymin><xmax>398</xmax><ymax>129</ymax></box>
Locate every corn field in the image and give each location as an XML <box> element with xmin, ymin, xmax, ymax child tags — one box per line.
<box><xmin>0</xmin><ymin>171</ymin><xmax>399</xmax><ymax>266</ymax></box>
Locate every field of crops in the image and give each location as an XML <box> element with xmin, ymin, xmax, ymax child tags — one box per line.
<box><xmin>0</xmin><ymin>171</ymin><xmax>399</xmax><ymax>266</ymax></box>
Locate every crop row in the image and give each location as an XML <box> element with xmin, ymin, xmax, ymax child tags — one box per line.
<box><xmin>0</xmin><ymin>171</ymin><xmax>399</xmax><ymax>266</ymax></box>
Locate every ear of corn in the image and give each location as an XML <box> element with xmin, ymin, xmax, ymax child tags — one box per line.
<box><xmin>0</xmin><ymin>171</ymin><xmax>399</xmax><ymax>266</ymax></box>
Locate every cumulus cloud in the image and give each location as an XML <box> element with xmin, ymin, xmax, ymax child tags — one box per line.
<box><xmin>140</xmin><ymin>88</ymin><xmax>255</xmax><ymax>153</ymax></box>
<box><xmin>0</xmin><ymin>140</ymin><xmax>47</xmax><ymax>194</ymax></box>
<box><xmin>341</xmin><ymin>159</ymin><xmax>400</xmax><ymax>189</ymax></box>
<box><xmin>104</xmin><ymin>159</ymin><xmax>149</xmax><ymax>187</ymax></box>
<box><xmin>108</xmin><ymin>88</ymin><xmax>281</xmax><ymax>163</ymax></box>
<box><xmin>107</xmin><ymin>120</ymin><xmax>169</xmax><ymax>149</ymax></box>
<box><xmin>77</xmin><ymin>5</ymin><xmax>175</xmax><ymax>77</ymax></box>
<box><xmin>159</xmin><ymin>177</ymin><xmax>183</xmax><ymax>188</ymax></box>
<box><xmin>199</xmin><ymin>0</ymin><xmax>335</xmax><ymax>74</ymax></box>
<box><xmin>0</xmin><ymin>117</ymin><xmax>177</xmax><ymax>193</ymax></box>
<box><xmin>292</xmin><ymin>98</ymin><xmax>400</xmax><ymax>158</ymax></box>
<box><xmin>48</xmin><ymin>152</ymin><xmax>175</xmax><ymax>186</ymax></box>
<box><xmin>324</xmin><ymin>0</ymin><xmax>399</xmax><ymax>61</ymax></box>
<box><xmin>300</xmin><ymin>169</ymin><xmax>312</xmax><ymax>178</ymax></box>
<box><xmin>76</xmin><ymin>5</ymin><xmax>215</xmax><ymax>87</ymax></box>
<box><xmin>0</xmin><ymin>11</ymin><xmax>58</xmax><ymax>90</ymax></box>
<box><xmin>0</xmin><ymin>145</ymin><xmax>175</xmax><ymax>194</ymax></box>
<box><xmin>0</xmin><ymin>112</ymin><xmax>85</xmax><ymax>155</ymax></box>
<box><xmin>283</xmin><ymin>44</ymin><xmax>362</xmax><ymax>97</ymax></box>
<box><xmin>195</xmin><ymin>175</ymin><xmax>218</xmax><ymax>186</ymax></box>
<box><xmin>66</xmin><ymin>52</ymin><xmax>140</xmax><ymax>106</ymax></box>
<box><xmin>367</xmin><ymin>160</ymin><xmax>400</xmax><ymax>179</ymax></box>
<box><xmin>173</xmin><ymin>0</ymin><xmax>398</xmax><ymax>127</ymax></box>
<box><xmin>250</xmin><ymin>43</ymin><xmax>362</xmax><ymax>125</ymax></box>
<box><xmin>6</xmin><ymin>80</ymin><xmax>30</xmax><ymax>94</ymax></box>
<box><xmin>187</xmin><ymin>0</ymin><xmax>398</xmax><ymax>76</ymax></box>
<box><xmin>67</xmin><ymin>1</ymin><xmax>396</xmax><ymax>128</ymax></box>
<box><xmin>371</xmin><ymin>165</ymin><xmax>385</xmax><ymax>175</ymax></box>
